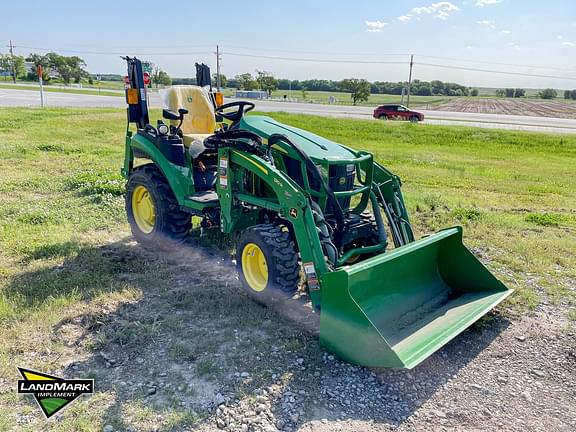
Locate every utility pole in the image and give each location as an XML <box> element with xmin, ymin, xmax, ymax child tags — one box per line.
<box><xmin>9</xmin><ymin>40</ymin><xmax>16</xmax><ymax>84</ymax></box>
<box><xmin>406</xmin><ymin>54</ymin><xmax>414</xmax><ymax>108</ymax></box>
<box><xmin>215</xmin><ymin>45</ymin><xmax>222</xmax><ymax>91</ymax></box>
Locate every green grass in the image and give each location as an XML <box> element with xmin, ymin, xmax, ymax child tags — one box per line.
<box><xmin>0</xmin><ymin>108</ymin><xmax>574</xmax><ymax>429</ymax></box>
<box><xmin>222</xmin><ymin>87</ymin><xmax>452</xmax><ymax>107</ymax></box>
<box><xmin>0</xmin><ymin>83</ymin><xmax>122</xmax><ymax>97</ymax></box>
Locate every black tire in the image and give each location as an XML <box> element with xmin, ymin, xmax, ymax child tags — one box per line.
<box><xmin>236</xmin><ymin>224</ymin><xmax>300</xmax><ymax>304</ymax></box>
<box><xmin>125</xmin><ymin>165</ymin><xmax>191</xmax><ymax>249</ymax></box>
<box><xmin>378</xmin><ymin>114</ymin><xmax>388</xmax><ymax>120</ymax></box>
<box><xmin>409</xmin><ymin>115</ymin><xmax>420</xmax><ymax>123</ymax></box>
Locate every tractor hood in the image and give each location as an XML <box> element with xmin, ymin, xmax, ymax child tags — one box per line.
<box><xmin>239</xmin><ymin>116</ymin><xmax>357</xmax><ymax>162</ymax></box>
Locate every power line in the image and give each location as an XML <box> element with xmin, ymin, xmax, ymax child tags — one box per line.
<box><xmin>8</xmin><ymin>42</ymin><xmax>576</xmax><ymax>73</ymax></box>
<box><xmin>5</xmin><ymin>41</ymin><xmax>576</xmax><ymax>81</ymax></box>
<box><xmin>13</xmin><ymin>45</ymin><xmax>213</xmax><ymax>56</ymax></box>
<box><xmin>417</xmin><ymin>54</ymin><xmax>576</xmax><ymax>73</ymax></box>
<box><xmin>417</xmin><ymin>62</ymin><xmax>576</xmax><ymax>81</ymax></box>
<box><xmin>222</xmin><ymin>45</ymin><xmax>576</xmax><ymax>72</ymax></box>
<box><xmin>222</xmin><ymin>51</ymin><xmax>406</xmax><ymax>64</ymax></box>
<box><xmin>223</xmin><ymin>44</ymin><xmax>410</xmax><ymax>57</ymax></box>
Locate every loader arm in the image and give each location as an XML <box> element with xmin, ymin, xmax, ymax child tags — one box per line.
<box><xmin>217</xmin><ymin>146</ymin><xmax>332</xmax><ymax>308</ymax></box>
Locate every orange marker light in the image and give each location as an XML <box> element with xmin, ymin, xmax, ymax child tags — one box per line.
<box><xmin>126</xmin><ymin>88</ymin><xmax>139</xmax><ymax>105</ymax></box>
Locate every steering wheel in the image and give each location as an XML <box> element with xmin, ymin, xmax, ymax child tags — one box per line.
<box><xmin>215</xmin><ymin>101</ymin><xmax>255</xmax><ymax>124</ymax></box>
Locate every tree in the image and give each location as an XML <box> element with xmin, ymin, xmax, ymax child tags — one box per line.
<box><xmin>495</xmin><ymin>89</ymin><xmax>506</xmax><ymax>97</ymax></box>
<box><xmin>212</xmin><ymin>73</ymin><xmax>227</xmax><ymax>88</ymax></box>
<box><xmin>152</xmin><ymin>66</ymin><xmax>172</xmax><ymax>88</ymax></box>
<box><xmin>256</xmin><ymin>70</ymin><xmax>278</xmax><ymax>96</ymax></box>
<box><xmin>0</xmin><ymin>55</ymin><xmax>12</xmax><ymax>81</ymax></box>
<box><xmin>505</xmin><ymin>88</ymin><xmax>525</xmax><ymax>98</ymax></box>
<box><xmin>470</xmin><ymin>89</ymin><xmax>479</xmax><ymax>97</ymax></box>
<box><xmin>564</xmin><ymin>90</ymin><xmax>576</xmax><ymax>100</ymax></box>
<box><xmin>539</xmin><ymin>88</ymin><xmax>557</xmax><ymax>99</ymax></box>
<box><xmin>339</xmin><ymin>78</ymin><xmax>371</xmax><ymax>105</ymax></box>
<box><xmin>44</xmin><ymin>52</ymin><xmax>89</xmax><ymax>85</ymax></box>
<box><xmin>5</xmin><ymin>54</ymin><xmax>26</xmax><ymax>82</ymax></box>
<box><xmin>235</xmin><ymin>73</ymin><xmax>257</xmax><ymax>90</ymax></box>
<box><xmin>25</xmin><ymin>53</ymin><xmax>50</xmax><ymax>81</ymax></box>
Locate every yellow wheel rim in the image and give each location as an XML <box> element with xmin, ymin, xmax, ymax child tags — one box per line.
<box><xmin>241</xmin><ymin>243</ymin><xmax>268</xmax><ymax>292</ymax></box>
<box><xmin>132</xmin><ymin>185</ymin><xmax>156</xmax><ymax>234</ymax></box>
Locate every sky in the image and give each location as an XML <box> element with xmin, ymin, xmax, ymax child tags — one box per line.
<box><xmin>1</xmin><ymin>0</ymin><xmax>575</xmax><ymax>88</ymax></box>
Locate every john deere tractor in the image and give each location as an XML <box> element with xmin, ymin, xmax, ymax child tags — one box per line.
<box><xmin>122</xmin><ymin>57</ymin><xmax>512</xmax><ymax>369</ymax></box>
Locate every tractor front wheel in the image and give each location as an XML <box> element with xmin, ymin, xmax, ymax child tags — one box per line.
<box><xmin>126</xmin><ymin>165</ymin><xmax>191</xmax><ymax>249</ymax></box>
<box><xmin>236</xmin><ymin>224</ymin><xmax>300</xmax><ymax>304</ymax></box>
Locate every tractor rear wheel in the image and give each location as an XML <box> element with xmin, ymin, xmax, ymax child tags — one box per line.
<box><xmin>236</xmin><ymin>224</ymin><xmax>300</xmax><ymax>304</ymax></box>
<box><xmin>126</xmin><ymin>165</ymin><xmax>191</xmax><ymax>249</ymax></box>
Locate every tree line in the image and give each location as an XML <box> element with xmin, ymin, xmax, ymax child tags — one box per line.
<box><xmin>0</xmin><ymin>52</ymin><xmax>90</xmax><ymax>84</ymax></box>
<box><xmin>227</xmin><ymin>75</ymin><xmax>473</xmax><ymax>97</ymax></box>
<box><xmin>0</xmin><ymin>53</ymin><xmax>173</xmax><ymax>88</ymax></box>
<box><xmin>0</xmin><ymin>53</ymin><xmax>569</xmax><ymax>101</ymax></box>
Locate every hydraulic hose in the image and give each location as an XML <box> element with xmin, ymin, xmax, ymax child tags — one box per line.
<box><xmin>268</xmin><ymin>134</ymin><xmax>345</xmax><ymax>230</ymax></box>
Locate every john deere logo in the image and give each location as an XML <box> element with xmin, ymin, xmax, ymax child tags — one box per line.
<box><xmin>17</xmin><ymin>368</ymin><xmax>94</xmax><ymax>418</ymax></box>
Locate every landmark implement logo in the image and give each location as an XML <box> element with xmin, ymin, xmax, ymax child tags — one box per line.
<box><xmin>17</xmin><ymin>368</ymin><xmax>94</xmax><ymax>418</ymax></box>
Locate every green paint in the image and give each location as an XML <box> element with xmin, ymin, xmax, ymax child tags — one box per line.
<box><xmin>319</xmin><ymin>227</ymin><xmax>512</xmax><ymax>368</ymax></box>
<box><xmin>40</xmin><ymin>397</ymin><xmax>69</xmax><ymax>416</ymax></box>
<box><xmin>124</xmin><ymin>110</ymin><xmax>513</xmax><ymax>368</ymax></box>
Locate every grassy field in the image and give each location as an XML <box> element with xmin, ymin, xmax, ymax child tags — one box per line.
<box><xmin>0</xmin><ymin>108</ymin><xmax>575</xmax><ymax>430</ymax></box>
<box><xmin>0</xmin><ymin>83</ymin><xmax>122</xmax><ymax>97</ymax></box>
<box><xmin>220</xmin><ymin>88</ymin><xmax>453</xmax><ymax>107</ymax></box>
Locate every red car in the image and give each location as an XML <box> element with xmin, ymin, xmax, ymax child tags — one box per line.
<box><xmin>373</xmin><ymin>104</ymin><xmax>424</xmax><ymax>122</ymax></box>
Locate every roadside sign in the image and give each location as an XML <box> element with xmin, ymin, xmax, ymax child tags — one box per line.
<box><xmin>37</xmin><ymin>65</ymin><xmax>44</xmax><ymax>108</ymax></box>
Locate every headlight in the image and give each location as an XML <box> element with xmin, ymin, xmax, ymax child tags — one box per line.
<box><xmin>158</xmin><ymin>124</ymin><xmax>169</xmax><ymax>135</ymax></box>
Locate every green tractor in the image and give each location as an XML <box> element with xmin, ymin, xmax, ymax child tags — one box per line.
<box><xmin>122</xmin><ymin>57</ymin><xmax>512</xmax><ymax>369</ymax></box>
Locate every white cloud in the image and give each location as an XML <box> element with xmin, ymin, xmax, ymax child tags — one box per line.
<box><xmin>507</xmin><ymin>42</ymin><xmax>520</xmax><ymax>50</ymax></box>
<box><xmin>412</xmin><ymin>2</ymin><xmax>460</xmax><ymax>20</ymax></box>
<box><xmin>557</xmin><ymin>35</ymin><xmax>564</xmax><ymax>40</ymax></box>
<box><xmin>466</xmin><ymin>45</ymin><xmax>474</xmax><ymax>49</ymax></box>
<box><xmin>397</xmin><ymin>15</ymin><xmax>413</xmax><ymax>22</ymax></box>
<box><xmin>561</xmin><ymin>41</ymin><xmax>576</xmax><ymax>47</ymax></box>
<box><xmin>476</xmin><ymin>19</ymin><xmax>496</xmax><ymax>29</ymax></box>
<box><xmin>501</xmin><ymin>29</ymin><xmax>511</xmax><ymax>34</ymax></box>
<box><xmin>365</xmin><ymin>20</ymin><xmax>387</xmax><ymax>32</ymax></box>
<box><xmin>476</xmin><ymin>0</ymin><xmax>503</xmax><ymax>7</ymax></box>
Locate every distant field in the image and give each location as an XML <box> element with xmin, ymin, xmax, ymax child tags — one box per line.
<box><xmin>431</xmin><ymin>98</ymin><xmax>576</xmax><ymax>119</ymax></box>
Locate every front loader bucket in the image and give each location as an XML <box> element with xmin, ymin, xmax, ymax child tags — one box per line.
<box><xmin>319</xmin><ymin>227</ymin><xmax>512</xmax><ymax>369</ymax></box>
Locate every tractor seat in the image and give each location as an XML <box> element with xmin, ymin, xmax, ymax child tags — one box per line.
<box><xmin>183</xmin><ymin>133</ymin><xmax>213</xmax><ymax>149</ymax></box>
<box><xmin>162</xmin><ymin>86</ymin><xmax>216</xmax><ymax>146</ymax></box>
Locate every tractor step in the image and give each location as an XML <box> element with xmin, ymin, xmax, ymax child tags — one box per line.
<box><xmin>187</xmin><ymin>191</ymin><xmax>219</xmax><ymax>204</ymax></box>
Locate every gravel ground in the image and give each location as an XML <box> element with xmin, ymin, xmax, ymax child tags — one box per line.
<box><xmin>12</xmin><ymin>241</ymin><xmax>574</xmax><ymax>431</ymax></box>
<box><xmin>201</xmin><ymin>306</ymin><xmax>575</xmax><ymax>432</ymax></box>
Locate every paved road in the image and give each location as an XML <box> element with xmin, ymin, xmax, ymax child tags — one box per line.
<box><xmin>2</xmin><ymin>87</ymin><xmax>576</xmax><ymax>134</ymax></box>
